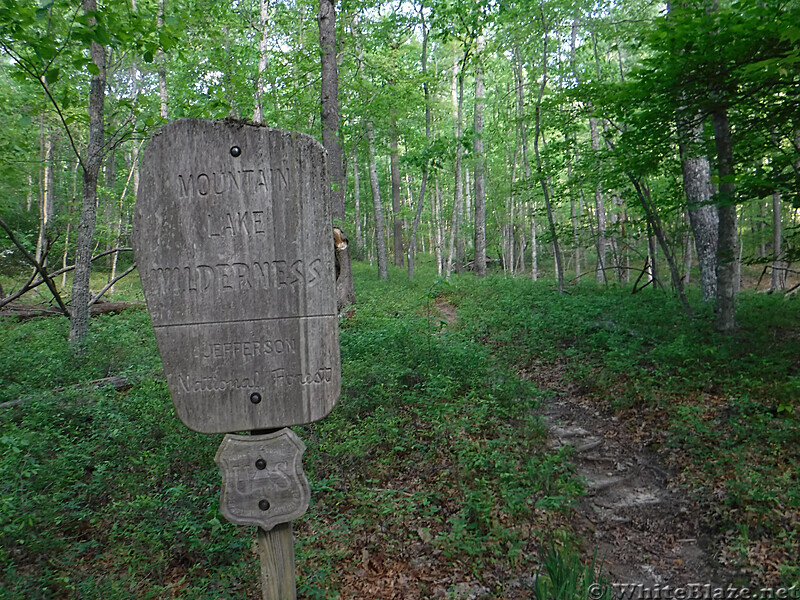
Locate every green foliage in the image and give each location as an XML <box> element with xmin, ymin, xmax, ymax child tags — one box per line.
<box><xmin>0</xmin><ymin>263</ymin><xmax>585</xmax><ymax>598</ymax></box>
<box><xmin>451</xmin><ymin>273</ymin><xmax>800</xmax><ymax>580</ymax></box>
<box><xmin>529</xmin><ymin>540</ymin><xmax>612</xmax><ymax>600</ymax></box>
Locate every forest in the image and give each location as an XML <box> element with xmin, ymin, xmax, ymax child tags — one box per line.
<box><xmin>1</xmin><ymin>0</ymin><xmax>799</xmax><ymax>598</ymax></box>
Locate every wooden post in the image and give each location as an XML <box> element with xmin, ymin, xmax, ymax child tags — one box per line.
<box><xmin>257</xmin><ymin>523</ymin><xmax>296</xmax><ymax>600</ymax></box>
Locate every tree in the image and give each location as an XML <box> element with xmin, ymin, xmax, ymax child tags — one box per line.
<box><xmin>472</xmin><ymin>33</ymin><xmax>487</xmax><ymax>277</ymax></box>
<box><xmin>319</xmin><ymin>0</ymin><xmax>356</xmax><ymax>311</ymax></box>
<box><xmin>366</xmin><ymin>119</ymin><xmax>389</xmax><ymax>280</ymax></box>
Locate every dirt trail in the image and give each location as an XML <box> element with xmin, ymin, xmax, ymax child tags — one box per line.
<box><xmin>522</xmin><ymin>359</ymin><xmax>732</xmax><ymax>590</ymax></box>
<box><xmin>433</xmin><ymin>300</ymin><xmax>732</xmax><ymax>593</ymax></box>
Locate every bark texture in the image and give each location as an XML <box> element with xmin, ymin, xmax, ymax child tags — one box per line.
<box><xmin>366</xmin><ymin>120</ymin><xmax>389</xmax><ymax>280</ymax></box>
<box><xmin>472</xmin><ymin>35</ymin><xmax>487</xmax><ymax>277</ymax></box>
<box><xmin>69</xmin><ymin>0</ymin><xmax>106</xmax><ymax>346</ymax></box>
<box><xmin>389</xmin><ymin>114</ymin><xmax>403</xmax><ymax>267</ymax></box>
<box><xmin>712</xmin><ymin>106</ymin><xmax>738</xmax><ymax>333</ymax></box>
<box><xmin>318</xmin><ymin>0</ymin><xmax>355</xmax><ymax>308</ymax></box>
<box><xmin>678</xmin><ymin>115</ymin><xmax>719</xmax><ymax>301</ymax></box>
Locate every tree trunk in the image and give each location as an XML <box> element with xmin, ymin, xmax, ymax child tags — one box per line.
<box><xmin>318</xmin><ymin>0</ymin><xmax>355</xmax><ymax>308</ymax></box>
<box><xmin>712</xmin><ymin>105</ymin><xmax>738</xmax><ymax>332</ymax></box>
<box><xmin>677</xmin><ymin>114</ymin><xmax>718</xmax><ymax>301</ymax></box>
<box><xmin>434</xmin><ymin>174</ymin><xmax>443</xmax><ymax>275</ymax></box>
<box><xmin>682</xmin><ymin>210</ymin><xmax>692</xmax><ymax>286</ymax></box>
<box><xmin>530</xmin><ymin>211</ymin><xmax>537</xmax><ymax>281</ymax></box>
<box><xmin>62</xmin><ymin>159</ymin><xmax>79</xmax><ymax>288</ymax></box>
<box><xmin>158</xmin><ymin>0</ymin><xmax>168</xmax><ymax>119</ymax></box>
<box><xmin>590</xmin><ymin>117</ymin><xmax>607</xmax><ymax>284</ymax></box>
<box><xmin>389</xmin><ymin>113</ymin><xmax>403</xmax><ymax>267</ymax></box>
<box><xmin>446</xmin><ymin>49</ymin><xmax>465</xmax><ymax>278</ymax></box>
<box><xmin>253</xmin><ymin>0</ymin><xmax>270</xmax><ymax>124</ymax></box>
<box><xmin>568</xmin><ymin>137</ymin><xmax>581</xmax><ymax>281</ymax></box>
<box><xmin>647</xmin><ymin>230</ymin><xmax>659</xmax><ymax>288</ymax></box>
<box><xmin>409</xmin><ymin>16</ymin><xmax>431</xmax><ymax>280</ymax></box>
<box><xmin>771</xmin><ymin>189</ymin><xmax>785</xmax><ymax>290</ymax></box>
<box><xmin>533</xmin><ymin>20</ymin><xmax>564</xmax><ymax>293</ymax></box>
<box><xmin>473</xmin><ymin>34</ymin><xmax>487</xmax><ymax>277</ymax></box>
<box><xmin>35</xmin><ymin>130</ymin><xmax>55</xmax><ymax>268</ymax></box>
<box><xmin>353</xmin><ymin>154</ymin><xmax>362</xmax><ymax>257</ymax></box>
<box><xmin>69</xmin><ymin>0</ymin><xmax>106</xmax><ymax>346</ymax></box>
<box><xmin>366</xmin><ymin>120</ymin><xmax>389</xmax><ymax>280</ymax></box>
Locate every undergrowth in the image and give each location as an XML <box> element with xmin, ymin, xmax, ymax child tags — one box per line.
<box><xmin>0</xmin><ymin>263</ymin><xmax>584</xmax><ymax>599</ymax></box>
<box><xmin>449</xmin><ymin>274</ymin><xmax>800</xmax><ymax>586</ymax></box>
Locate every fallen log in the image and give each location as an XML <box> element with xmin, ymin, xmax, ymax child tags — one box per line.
<box><xmin>0</xmin><ymin>375</ymin><xmax>137</xmax><ymax>409</ymax></box>
<box><xmin>0</xmin><ymin>301</ymin><xmax>143</xmax><ymax>320</ymax></box>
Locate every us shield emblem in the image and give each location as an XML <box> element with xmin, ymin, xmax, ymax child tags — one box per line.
<box><xmin>214</xmin><ymin>429</ymin><xmax>310</xmax><ymax>531</ymax></box>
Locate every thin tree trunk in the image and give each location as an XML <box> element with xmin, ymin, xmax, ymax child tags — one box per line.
<box><xmin>366</xmin><ymin>120</ymin><xmax>388</xmax><ymax>280</ymax></box>
<box><xmin>473</xmin><ymin>34</ymin><xmax>487</xmax><ymax>277</ymax></box>
<box><xmin>506</xmin><ymin>145</ymin><xmax>518</xmax><ymax>275</ymax></box>
<box><xmin>62</xmin><ymin>159</ymin><xmax>79</xmax><ymax>288</ymax></box>
<box><xmin>678</xmin><ymin>114</ymin><xmax>718</xmax><ymax>301</ymax></box>
<box><xmin>771</xmin><ymin>189</ymin><xmax>785</xmax><ymax>290</ymax></box>
<box><xmin>69</xmin><ymin>0</ymin><xmax>106</xmax><ymax>346</ymax></box>
<box><xmin>533</xmin><ymin>17</ymin><xmax>564</xmax><ymax>293</ymax></box>
<box><xmin>648</xmin><ymin>231</ymin><xmax>659</xmax><ymax>288</ymax></box>
<box><xmin>628</xmin><ymin>176</ymin><xmax>693</xmax><ymax>315</ymax></box>
<box><xmin>682</xmin><ymin>210</ymin><xmax>693</xmax><ymax>286</ymax></box>
<box><xmin>353</xmin><ymin>154</ymin><xmax>362</xmax><ymax>257</ymax></box>
<box><xmin>513</xmin><ymin>46</ymin><xmax>535</xmax><ymax>282</ymax></box>
<box><xmin>590</xmin><ymin>117</ymin><xmax>607</xmax><ymax>284</ymax></box>
<box><xmin>712</xmin><ymin>105</ymin><xmax>738</xmax><ymax>332</ymax></box>
<box><xmin>35</xmin><ymin>131</ymin><xmax>55</xmax><ymax>268</ymax></box>
<box><xmin>446</xmin><ymin>48</ymin><xmax>465</xmax><ymax>279</ymax></box>
<box><xmin>389</xmin><ymin>113</ymin><xmax>403</xmax><ymax>267</ymax></box>
<box><xmin>158</xmin><ymin>0</ymin><xmax>168</xmax><ymax>119</ymax></box>
<box><xmin>530</xmin><ymin>211</ymin><xmax>537</xmax><ymax>281</ymax></box>
<box><xmin>253</xmin><ymin>0</ymin><xmax>270</xmax><ymax>124</ymax></box>
<box><xmin>434</xmin><ymin>174</ymin><xmax>443</xmax><ymax>275</ymax></box>
<box><xmin>319</xmin><ymin>0</ymin><xmax>355</xmax><ymax>309</ymax></box>
<box><xmin>409</xmin><ymin>15</ymin><xmax>431</xmax><ymax>280</ymax></box>
<box><xmin>568</xmin><ymin>136</ymin><xmax>581</xmax><ymax>281</ymax></box>
<box><xmin>408</xmin><ymin>171</ymin><xmax>429</xmax><ymax>279</ymax></box>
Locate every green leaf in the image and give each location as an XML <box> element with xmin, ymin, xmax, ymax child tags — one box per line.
<box><xmin>44</xmin><ymin>67</ymin><xmax>59</xmax><ymax>84</ymax></box>
<box><xmin>143</xmin><ymin>50</ymin><xmax>154</xmax><ymax>63</ymax></box>
<box><xmin>93</xmin><ymin>25</ymin><xmax>111</xmax><ymax>46</ymax></box>
<box><xmin>87</xmin><ymin>62</ymin><xmax>100</xmax><ymax>76</ymax></box>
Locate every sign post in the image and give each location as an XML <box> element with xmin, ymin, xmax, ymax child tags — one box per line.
<box><xmin>133</xmin><ymin>119</ymin><xmax>340</xmax><ymax>598</ymax></box>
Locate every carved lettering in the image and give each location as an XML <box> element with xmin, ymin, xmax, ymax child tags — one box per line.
<box><xmin>207</xmin><ymin>211</ymin><xmax>266</xmax><ymax>238</ymax></box>
<box><xmin>197</xmin><ymin>173</ymin><xmax>210</xmax><ymax>196</ymax></box>
<box><xmin>273</xmin><ymin>167</ymin><xmax>288</xmax><ymax>190</ymax></box>
<box><xmin>171</xmin><ymin>366</ymin><xmax>332</xmax><ymax>393</ymax></box>
<box><xmin>149</xmin><ymin>260</ymin><xmax>326</xmax><ymax>296</ymax></box>
<box><xmin>175</xmin><ymin>371</ymin><xmax>262</xmax><ymax>393</ymax></box>
<box><xmin>271</xmin><ymin>367</ymin><xmax>333</xmax><ymax>387</ymax></box>
<box><xmin>195</xmin><ymin>338</ymin><xmax>297</xmax><ymax>361</ymax></box>
<box><xmin>176</xmin><ymin>169</ymin><xmax>292</xmax><ymax>198</ymax></box>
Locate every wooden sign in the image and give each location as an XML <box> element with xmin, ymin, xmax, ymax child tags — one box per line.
<box><xmin>133</xmin><ymin>119</ymin><xmax>340</xmax><ymax>433</ymax></box>
<box><xmin>215</xmin><ymin>429</ymin><xmax>310</xmax><ymax>531</ymax></box>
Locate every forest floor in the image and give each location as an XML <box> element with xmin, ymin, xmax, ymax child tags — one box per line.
<box><xmin>523</xmin><ymin>358</ymin><xmax>730</xmax><ymax>590</ymax></box>
<box><xmin>2</xmin><ymin>268</ymin><xmax>797</xmax><ymax>600</ymax></box>
<box><xmin>438</xmin><ymin>299</ymin><xmax>732</xmax><ymax>593</ymax></box>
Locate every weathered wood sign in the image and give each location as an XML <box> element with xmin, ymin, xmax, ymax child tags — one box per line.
<box><xmin>133</xmin><ymin>119</ymin><xmax>341</xmax><ymax>433</ymax></box>
<box><xmin>215</xmin><ymin>429</ymin><xmax>310</xmax><ymax>531</ymax></box>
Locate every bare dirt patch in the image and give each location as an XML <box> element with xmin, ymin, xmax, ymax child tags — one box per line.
<box><xmin>520</xmin><ymin>359</ymin><xmax>734</xmax><ymax>590</ymax></box>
